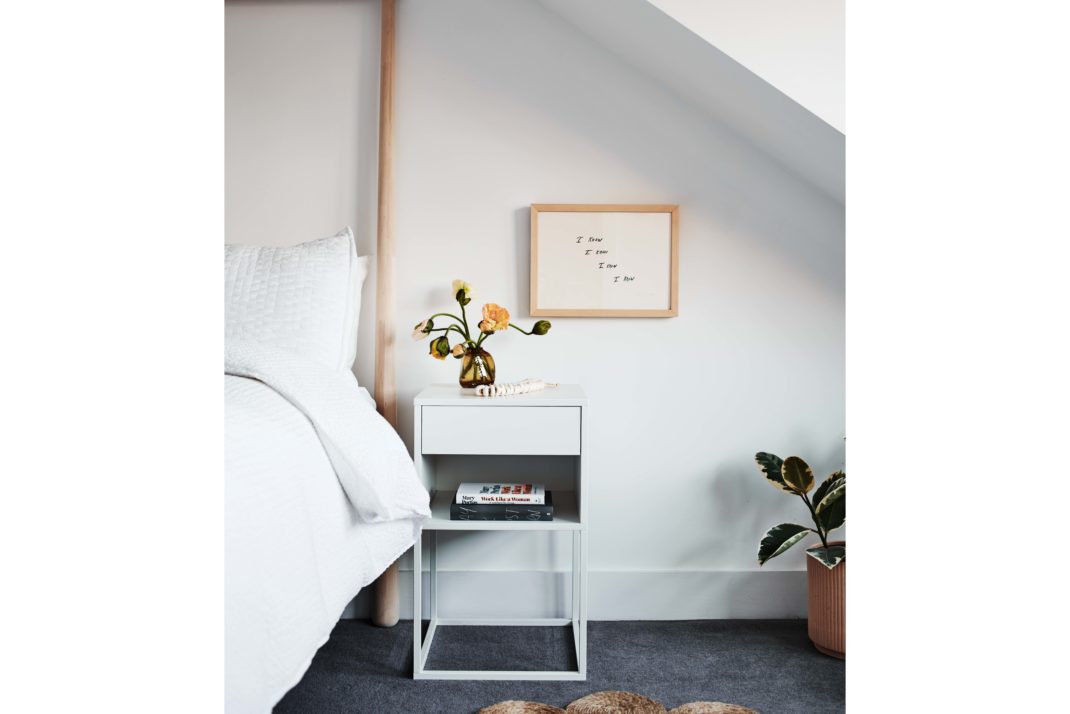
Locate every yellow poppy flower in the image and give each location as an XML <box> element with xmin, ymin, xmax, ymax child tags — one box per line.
<box><xmin>480</xmin><ymin>303</ymin><xmax>510</xmax><ymax>332</ymax></box>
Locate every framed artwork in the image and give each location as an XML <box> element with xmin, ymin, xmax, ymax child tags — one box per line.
<box><xmin>530</xmin><ymin>204</ymin><xmax>679</xmax><ymax>317</ymax></box>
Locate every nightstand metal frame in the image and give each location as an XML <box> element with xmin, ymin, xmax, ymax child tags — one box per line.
<box><xmin>412</xmin><ymin>529</ymin><xmax>587</xmax><ymax>680</ymax></box>
<box><xmin>411</xmin><ymin>384</ymin><xmax>589</xmax><ymax>681</ymax></box>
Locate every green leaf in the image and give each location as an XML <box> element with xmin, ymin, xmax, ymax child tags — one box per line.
<box><xmin>806</xmin><ymin>544</ymin><xmax>845</xmax><ymax>570</ymax></box>
<box><xmin>758</xmin><ymin>523</ymin><xmax>813</xmax><ymax>565</ymax></box>
<box><xmin>816</xmin><ymin>485</ymin><xmax>845</xmax><ymax>532</ymax></box>
<box><xmin>755</xmin><ymin>452</ymin><xmax>794</xmax><ymax>493</ymax></box>
<box><xmin>816</xmin><ymin>479</ymin><xmax>845</xmax><ymax>512</ymax></box>
<box><xmin>812</xmin><ymin>471</ymin><xmax>844</xmax><ymax>509</ymax></box>
<box><xmin>781</xmin><ymin>456</ymin><xmax>814</xmax><ymax>494</ymax></box>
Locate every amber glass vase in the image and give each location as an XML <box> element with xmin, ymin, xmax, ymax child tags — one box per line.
<box><xmin>459</xmin><ymin>347</ymin><xmax>495</xmax><ymax>388</ymax></box>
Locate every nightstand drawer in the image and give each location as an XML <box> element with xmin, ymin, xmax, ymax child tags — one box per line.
<box><xmin>420</xmin><ymin>406</ymin><xmax>581</xmax><ymax>455</ymax></box>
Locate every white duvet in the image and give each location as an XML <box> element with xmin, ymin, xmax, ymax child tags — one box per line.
<box><xmin>225</xmin><ymin>342</ymin><xmax>429</xmax><ymax>714</ymax></box>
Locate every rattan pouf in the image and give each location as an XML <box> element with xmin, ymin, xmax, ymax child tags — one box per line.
<box><xmin>565</xmin><ymin>691</ymin><xmax>667</xmax><ymax>714</ymax></box>
<box><xmin>667</xmin><ymin>703</ymin><xmax>758</xmax><ymax>714</ymax></box>
<box><xmin>479</xmin><ymin>702</ymin><xmax>566</xmax><ymax>714</ymax></box>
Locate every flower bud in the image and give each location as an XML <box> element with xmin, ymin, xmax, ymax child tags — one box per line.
<box><xmin>452</xmin><ymin>279</ymin><xmax>474</xmax><ymax>306</ymax></box>
<box><xmin>411</xmin><ymin>318</ymin><xmax>434</xmax><ymax>341</ymax></box>
<box><xmin>429</xmin><ymin>335</ymin><xmax>450</xmax><ymax>360</ymax></box>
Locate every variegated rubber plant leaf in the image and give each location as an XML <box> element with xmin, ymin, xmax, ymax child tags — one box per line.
<box><xmin>781</xmin><ymin>456</ymin><xmax>814</xmax><ymax>494</ymax></box>
<box><xmin>812</xmin><ymin>471</ymin><xmax>845</xmax><ymax>510</ymax></box>
<box><xmin>807</xmin><ymin>544</ymin><xmax>845</xmax><ymax>570</ymax></box>
<box><xmin>755</xmin><ymin>452</ymin><xmax>794</xmax><ymax>493</ymax></box>
<box><xmin>816</xmin><ymin>487</ymin><xmax>845</xmax><ymax>532</ymax></box>
<box><xmin>758</xmin><ymin>523</ymin><xmax>813</xmax><ymax>565</ymax></box>
<box><xmin>816</xmin><ymin>478</ymin><xmax>845</xmax><ymax>511</ymax></box>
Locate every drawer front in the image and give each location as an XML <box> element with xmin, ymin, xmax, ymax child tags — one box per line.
<box><xmin>421</xmin><ymin>406</ymin><xmax>581</xmax><ymax>455</ymax></box>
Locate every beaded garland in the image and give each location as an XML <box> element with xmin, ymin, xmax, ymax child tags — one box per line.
<box><xmin>473</xmin><ymin>378</ymin><xmax>558</xmax><ymax>397</ymax></box>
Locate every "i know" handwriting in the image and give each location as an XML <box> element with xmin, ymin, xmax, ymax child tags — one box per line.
<box><xmin>575</xmin><ymin>236</ymin><xmax>635</xmax><ymax>285</ymax></box>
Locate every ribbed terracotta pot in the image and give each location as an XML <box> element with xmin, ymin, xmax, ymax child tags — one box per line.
<box><xmin>806</xmin><ymin>540</ymin><xmax>845</xmax><ymax>659</ymax></box>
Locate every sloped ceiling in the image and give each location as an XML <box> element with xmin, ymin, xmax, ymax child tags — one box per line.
<box><xmin>538</xmin><ymin>0</ymin><xmax>844</xmax><ymax>203</ymax></box>
<box><xmin>648</xmin><ymin>0</ymin><xmax>844</xmax><ymax>133</ymax></box>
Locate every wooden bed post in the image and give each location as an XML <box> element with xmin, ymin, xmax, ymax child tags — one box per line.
<box><xmin>371</xmin><ymin>0</ymin><xmax>401</xmax><ymax>628</ymax></box>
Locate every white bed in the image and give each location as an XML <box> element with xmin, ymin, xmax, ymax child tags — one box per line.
<box><xmin>224</xmin><ymin>375</ymin><xmax>419</xmax><ymax>713</ymax></box>
<box><xmin>224</xmin><ymin>231</ymin><xmax>429</xmax><ymax>713</ymax></box>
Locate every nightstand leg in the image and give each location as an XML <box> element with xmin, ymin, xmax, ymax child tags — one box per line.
<box><xmin>579</xmin><ymin>529</ymin><xmax>588</xmax><ymax>675</ymax></box>
<box><xmin>572</xmin><ymin>531</ymin><xmax>580</xmax><ymax>622</ymax></box>
<box><xmin>429</xmin><ymin>530</ymin><xmax>438</xmax><ymax>621</ymax></box>
<box><xmin>572</xmin><ymin>530</ymin><xmax>582</xmax><ymax>674</ymax></box>
<box><xmin>412</xmin><ymin>531</ymin><xmax>422</xmax><ymax>676</ymax></box>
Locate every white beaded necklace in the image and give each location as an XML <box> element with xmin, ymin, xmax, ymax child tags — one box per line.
<box><xmin>473</xmin><ymin>378</ymin><xmax>558</xmax><ymax>397</ymax></box>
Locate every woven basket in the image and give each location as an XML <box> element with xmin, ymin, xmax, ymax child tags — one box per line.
<box><xmin>479</xmin><ymin>702</ymin><xmax>566</xmax><ymax>714</ymax></box>
<box><xmin>668</xmin><ymin>703</ymin><xmax>758</xmax><ymax>714</ymax></box>
<box><xmin>566</xmin><ymin>691</ymin><xmax>667</xmax><ymax>713</ymax></box>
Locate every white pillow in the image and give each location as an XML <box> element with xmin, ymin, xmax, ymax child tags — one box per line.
<box><xmin>225</xmin><ymin>227</ymin><xmax>368</xmax><ymax>374</ymax></box>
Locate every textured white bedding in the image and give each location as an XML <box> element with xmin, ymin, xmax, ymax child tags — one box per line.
<box><xmin>224</xmin><ymin>229</ymin><xmax>369</xmax><ymax>373</ymax></box>
<box><xmin>226</xmin><ymin>341</ymin><xmax>430</xmax><ymax>525</ymax></box>
<box><xmin>225</xmin><ymin>345</ymin><xmax>429</xmax><ymax>713</ymax></box>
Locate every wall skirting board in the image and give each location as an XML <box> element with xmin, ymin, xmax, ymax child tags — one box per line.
<box><xmin>345</xmin><ymin>569</ymin><xmax>807</xmax><ymax>621</ymax></box>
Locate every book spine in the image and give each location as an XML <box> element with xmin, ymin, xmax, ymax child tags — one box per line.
<box><xmin>450</xmin><ymin>502</ymin><xmax>554</xmax><ymax>521</ymax></box>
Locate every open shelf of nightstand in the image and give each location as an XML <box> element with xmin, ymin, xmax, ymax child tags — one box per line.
<box><xmin>425</xmin><ymin>490</ymin><xmax>580</xmax><ymax>531</ymax></box>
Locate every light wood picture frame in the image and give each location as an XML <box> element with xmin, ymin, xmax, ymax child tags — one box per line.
<box><xmin>530</xmin><ymin>204</ymin><xmax>679</xmax><ymax>317</ymax></box>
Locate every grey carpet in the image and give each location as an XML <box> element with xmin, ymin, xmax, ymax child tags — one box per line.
<box><xmin>275</xmin><ymin>620</ymin><xmax>844</xmax><ymax>714</ymax></box>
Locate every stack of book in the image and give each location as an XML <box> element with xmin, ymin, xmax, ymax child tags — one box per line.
<box><xmin>450</xmin><ymin>482</ymin><xmax>553</xmax><ymax>521</ymax></box>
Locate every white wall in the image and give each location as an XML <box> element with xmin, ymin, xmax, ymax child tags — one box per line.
<box><xmin>647</xmin><ymin>0</ymin><xmax>845</xmax><ymax>133</ymax></box>
<box><xmin>226</xmin><ymin>0</ymin><xmax>844</xmax><ymax>619</ymax></box>
<box><xmin>225</xmin><ymin>0</ymin><xmax>381</xmax><ymax>388</ymax></box>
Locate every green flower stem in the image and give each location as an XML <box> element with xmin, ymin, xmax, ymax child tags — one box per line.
<box><xmin>459</xmin><ymin>302</ymin><xmax>472</xmax><ymax>340</ymax></box>
<box><xmin>426</xmin><ymin>312</ymin><xmax>471</xmax><ymax>341</ymax></box>
<box><xmin>427</xmin><ymin>325</ymin><xmax>467</xmax><ymax>340</ymax></box>
<box><xmin>428</xmin><ymin>312</ymin><xmax>466</xmax><ymax>330</ymax></box>
<box><xmin>475</xmin><ymin>322</ymin><xmax>527</xmax><ymax>346</ymax></box>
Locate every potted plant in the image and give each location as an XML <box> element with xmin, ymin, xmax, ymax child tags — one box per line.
<box><xmin>754</xmin><ymin>452</ymin><xmax>845</xmax><ymax>659</ymax></box>
<box><xmin>412</xmin><ymin>280</ymin><xmax>551</xmax><ymax>388</ymax></box>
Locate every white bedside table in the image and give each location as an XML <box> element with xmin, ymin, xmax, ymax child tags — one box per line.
<box><xmin>411</xmin><ymin>384</ymin><xmax>589</xmax><ymax>681</ymax></box>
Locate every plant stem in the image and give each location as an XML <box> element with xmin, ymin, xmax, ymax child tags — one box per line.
<box><xmin>427</xmin><ymin>325</ymin><xmax>468</xmax><ymax>340</ymax></box>
<box><xmin>459</xmin><ymin>302</ymin><xmax>472</xmax><ymax>340</ymax></box>
<box><xmin>508</xmin><ymin>322</ymin><xmax>534</xmax><ymax>335</ymax></box>
<box><xmin>800</xmin><ymin>492</ymin><xmax>828</xmax><ymax>548</ymax></box>
<box><xmin>428</xmin><ymin>312</ymin><xmax>468</xmax><ymax>338</ymax></box>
